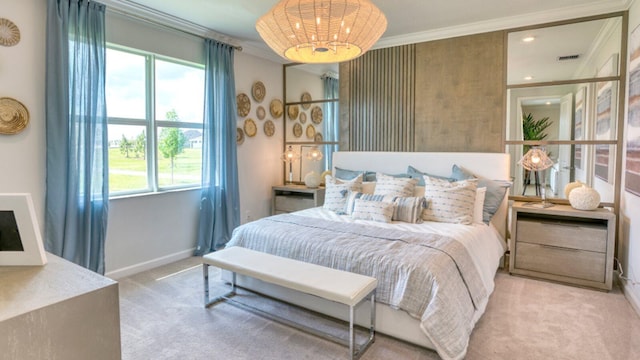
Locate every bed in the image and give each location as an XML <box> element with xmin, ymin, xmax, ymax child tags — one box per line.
<box><xmin>224</xmin><ymin>152</ymin><xmax>510</xmax><ymax>360</ymax></box>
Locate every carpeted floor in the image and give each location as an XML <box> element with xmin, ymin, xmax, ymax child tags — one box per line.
<box><xmin>117</xmin><ymin>257</ymin><xmax>640</xmax><ymax>359</ymax></box>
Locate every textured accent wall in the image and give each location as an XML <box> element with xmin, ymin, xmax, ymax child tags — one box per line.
<box><xmin>340</xmin><ymin>45</ymin><xmax>416</xmax><ymax>151</ymax></box>
<box><xmin>339</xmin><ymin>31</ymin><xmax>505</xmax><ymax>153</ymax></box>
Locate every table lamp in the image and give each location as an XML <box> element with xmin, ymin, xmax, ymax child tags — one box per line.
<box><xmin>281</xmin><ymin>145</ymin><xmax>300</xmax><ymax>183</ymax></box>
<box><xmin>518</xmin><ymin>146</ymin><xmax>554</xmax><ymax>208</ymax></box>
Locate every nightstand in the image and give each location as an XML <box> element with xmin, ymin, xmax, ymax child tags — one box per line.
<box><xmin>271</xmin><ymin>185</ymin><xmax>325</xmax><ymax>215</ymax></box>
<box><xmin>509</xmin><ymin>202</ymin><xmax>616</xmax><ymax>291</ymax></box>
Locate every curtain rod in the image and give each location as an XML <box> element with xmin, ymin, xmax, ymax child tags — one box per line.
<box><xmin>104</xmin><ymin>2</ymin><xmax>242</xmax><ymax>51</ymax></box>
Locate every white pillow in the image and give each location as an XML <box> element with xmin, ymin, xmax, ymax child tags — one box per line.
<box><xmin>323</xmin><ymin>174</ymin><xmax>363</xmax><ymax>213</ymax></box>
<box><xmin>474</xmin><ymin>187</ymin><xmax>487</xmax><ymax>224</ymax></box>
<box><xmin>351</xmin><ymin>199</ymin><xmax>396</xmax><ymax>223</ymax></box>
<box><xmin>374</xmin><ymin>172</ymin><xmax>418</xmax><ymax>197</ymax></box>
<box><xmin>422</xmin><ymin>175</ymin><xmax>478</xmax><ymax>225</ymax></box>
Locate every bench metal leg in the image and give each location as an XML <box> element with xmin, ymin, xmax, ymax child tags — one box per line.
<box><xmin>203</xmin><ymin>264</ymin><xmax>237</xmax><ymax>308</ymax></box>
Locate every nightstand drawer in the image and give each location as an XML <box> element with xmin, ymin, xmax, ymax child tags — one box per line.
<box><xmin>514</xmin><ymin>242</ymin><xmax>605</xmax><ymax>283</ymax></box>
<box><xmin>274</xmin><ymin>195</ymin><xmax>315</xmax><ymax>212</ymax></box>
<box><xmin>517</xmin><ymin>218</ymin><xmax>607</xmax><ymax>253</ymax></box>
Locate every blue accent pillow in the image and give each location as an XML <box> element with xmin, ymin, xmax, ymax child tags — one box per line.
<box><xmin>406</xmin><ymin>165</ymin><xmax>453</xmax><ymax>186</ymax></box>
<box><xmin>334</xmin><ymin>167</ymin><xmax>376</xmax><ymax>181</ymax></box>
<box><xmin>450</xmin><ymin>165</ymin><xmax>511</xmax><ymax>224</ymax></box>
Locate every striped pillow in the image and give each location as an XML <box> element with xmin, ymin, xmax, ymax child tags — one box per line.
<box><xmin>373</xmin><ymin>172</ymin><xmax>418</xmax><ymax>197</ymax></box>
<box><xmin>343</xmin><ymin>191</ymin><xmax>392</xmax><ymax>215</ymax></box>
<box><xmin>323</xmin><ymin>174</ymin><xmax>363</xmax><ymax>213</ymax></box>
<box><xmin>351</xmin><ymin>199</ymin><xmax>396</xmax><ymax>223</ymax></box>
<box><xmin>393</xmin><ymin>196</ymin><xmax>426</xmax><ymax>223</ymax></box>
<box><xmin>422</xmin><ymin>175</ymin><xmax>478</xmax><ymax>225</ymax></box>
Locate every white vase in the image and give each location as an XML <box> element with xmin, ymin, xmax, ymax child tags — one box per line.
<box><xmin>563</xmin><ymin>180</ymin><xmax>583</xmax><ymax>198</ymax></box>
<box><xmin>304</xmin><ymin>171</ymin><xmax>321</xmax><ymax>188</ymax></box>
<box><xmin>568</xmin><ymin>185</ymin><xmax>600</xmax><ymax>210</ymax></box>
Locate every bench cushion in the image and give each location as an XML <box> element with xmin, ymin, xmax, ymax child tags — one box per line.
<box><xmin>203</xmin><ymin>247</ymin><xmax>377</xmax><ymax>307</ymax></box>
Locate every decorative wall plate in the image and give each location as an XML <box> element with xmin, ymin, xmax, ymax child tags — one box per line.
<box><xmin>306</xmin><ymin>124</ymin><xmax>316</xmax><ymax>139</ymax></box>
<box><xmin>301</xmin><ymin>92</ymin><xmax>312</xmax><ymax>109</ymax></box>
<box><xmin>0</xmin><ymin>97</ymin><xmax>29</xmax><ymax>134</ymax></box>
<box><xmin>244</xmin><ymin>118</ymin><xmax>257</xmax><ymax>137</ymax></box>
<box><xmin>236</xmin><ymin>127</ymin><xmax>245</xmax><ymax>145</ymax></box>
<box><xmin>264</xmin><ymin>120</ymin><xmax>275</xmax><ymax>137</ymax></box>
<box><xmin>252</xmin><ymin>81</ymin><xmax>266</xmax><ymax>102</ymax></box>
<box><xmin>314</xmin><ymin>132</ymin><xmax>323</xmax><ymax>142</ymax></box>
<box><xmin>299</xmin><ymin>112</ymin><xmax>307</xmax><ymax>124</ymax></box>
<box><xmin>236</xmin><ymin>93</ymin><xmax>250</xmax><ymax>117</ymax></box>
<box><xmin>256</xmin><ymin>105</ymin><xmax>266</xmax><ymax>120</ymax></box>
<box><xmin>287</xmin><ymin>105</ymin><xmax>299</xmax><ymax>121</ymax></box>
<box><xmin>270</xmin><ymin>99</ymin><xmax>283</xmax><ymax>118</ymax></box>
<box><xmin>311</xmin><ymin>106</ymin><xmax>323</xmax><ymax>124</ymax></box>
<box><xmin>0</xmin><ymin>18</ymin><xmax>20</xmax><ymax>47</ymax></box>
<box><xmin>293</xmin><ymin>123</ymin><xmax>303</xmax><ymax>138</ymax></box>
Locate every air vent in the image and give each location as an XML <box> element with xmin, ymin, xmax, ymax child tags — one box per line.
<box><xmin>557</xmin><ymin>54</ymin><xmax>580</xmax><ymax>61</ymax></box>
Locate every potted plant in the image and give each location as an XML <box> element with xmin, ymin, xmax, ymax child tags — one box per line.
<box><xmin>522</xmin><ymin>113</ymin><xmax>552</xmax><ymax>192</ymax></box>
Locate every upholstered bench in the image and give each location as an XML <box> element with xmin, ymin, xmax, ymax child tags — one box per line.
<box><xmin>202</xmin><ymin>246</ymin><xmax>377</xmax><ymax>360</ymax></box>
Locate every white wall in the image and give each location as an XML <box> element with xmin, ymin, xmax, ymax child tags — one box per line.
<box><xmin>0</xmin><ymin>0</ymin><xmax>47</xmax><ymax>233</ymax></box>
<box><xmin>1</xmin><ymin>0</ymin><xmax>283</xmax><ymax>278</ymax></box>
<box><xmin>620</xmin><ymin>0</ymin><xmax>640</xmax><ymax>316</ymax></box>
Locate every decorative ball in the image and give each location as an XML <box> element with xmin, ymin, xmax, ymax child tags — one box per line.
<box><xmin>563</xmin><ymin>180</ymin><xmax>583</xmax><ymax>198</ymax></box>
<box><xmin>568</xmin><ymin>185</ymin><xmax>600</xmax><ymax>211</ymax></box>
<box><xmin>304</xmin><ymin>171</ymin><xmax>321</xmax><ymax>188</ymax></box>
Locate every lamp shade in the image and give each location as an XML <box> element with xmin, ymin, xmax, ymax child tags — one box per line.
<box><xmin>256</xmin><ymin>0</ymin><xmax>387</xmax><ymax>63</ymax></box>
<box><xmin>518</xmin><ymin>147</ymin><xmax>553</xmax><ymax>171</ymax></box>
<box><xmin>306</xmin><ymin>146</ymin><xmax>323</xmax><ymax>161</ymax></box>
<box><xmin>281</xmin><ymin>145</ymin><xmax>300</xmax><ymax>162</ymax></box>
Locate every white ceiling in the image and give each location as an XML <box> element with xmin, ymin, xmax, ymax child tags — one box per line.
<box><xmin>102</xmin><ymin>0</ymin><xmax>630</xmax><ymax>77</ymax></box>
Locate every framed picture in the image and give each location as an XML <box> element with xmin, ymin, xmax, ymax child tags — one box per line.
<box><xmin>574</xmin><ymin>87</ymin><xmax>585</xmax><ymax>170</ymax></box>
<box><xmin>0</xmin><ymin>193</ymin><xmax>47</xmax><ymax>266</ymax></box>
<box><xmin>594</xmin><ymin>54</ymin><xmax>618</xmax><ymax>183</ymax></box>
<box><xmin>626</xmin><ymin>24</ymin><xmax>640</xmax><ymax>197</ymax></box>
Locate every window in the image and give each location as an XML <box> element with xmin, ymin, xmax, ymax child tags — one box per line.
<box><xmin>106</xmin><ymin>46</ymin><xmax>205</xmax><ymax>195</ymax></box>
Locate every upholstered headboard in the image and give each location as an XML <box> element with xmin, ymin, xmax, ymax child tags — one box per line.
<box><xmin>332</xmin><ymin>151</ymin><xmax>511</xmax><ymax>240</ymax></box>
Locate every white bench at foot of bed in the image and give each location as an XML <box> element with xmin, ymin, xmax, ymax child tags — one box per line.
<box><xmin>202</xmin><ymin>246</ymin><xmax>378</xmax><ymax>360</ymax></box>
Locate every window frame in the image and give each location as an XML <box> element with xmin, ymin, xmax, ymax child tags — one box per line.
<box><xmin>106</xmin><ymin>44</ymin><xmax>205</xmax><ymax>197</ymax></box>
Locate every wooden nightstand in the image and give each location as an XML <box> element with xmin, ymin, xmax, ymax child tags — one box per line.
<box><xmin>509</xmin><ymin>202</ymin><xmax>616</xmax><ymax>291</ymax></box>
<box><xmin>271</xmin><ymin>185</ymin><xmax>325</xmax><ymax>215</ymax></box>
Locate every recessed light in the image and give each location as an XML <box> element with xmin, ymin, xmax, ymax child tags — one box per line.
<box><xmin>524</xmin><ymin>76</ymin><xmax>533</xmax><ymax>81</ymax></box>
<box><xmin>522</xmin><ymin>36</ymin><xmax>535</xmax><ymax>42</ymax></box>
<box><xmin>545</xmin><ymin>101</ymin><xmax>551</xmax><ymax>105</ymax></box>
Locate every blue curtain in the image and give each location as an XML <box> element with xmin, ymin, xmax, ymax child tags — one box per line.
<box><xmin>323</xmin><ymin>75</ymin><xmax>340</xmax><ymax>170</ymax></box>
<box><xmin>195</xmin><ymin>39</ymin><xmax>240</xmax><ymax>255</ymax></box>
<box><xmin>45</xmin><ymin>0</ymin><xmax>109</xmax><ymax>274</ymax></box>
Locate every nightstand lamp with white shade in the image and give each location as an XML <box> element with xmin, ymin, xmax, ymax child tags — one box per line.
<box><xmin>518</xmin><ymin>146</ymin><xmax>554</xmax><ymax>208</ymax></box>
<box><xmin>304</xmin><ymin>146</ymin><xmax>323</xmax><ymax>188</ymax></box>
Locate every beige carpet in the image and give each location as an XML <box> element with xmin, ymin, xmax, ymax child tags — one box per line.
<box><xmin>117</xmin><ymin>257</ymin><xmax>640</xmax><ymax>359</ymax></box>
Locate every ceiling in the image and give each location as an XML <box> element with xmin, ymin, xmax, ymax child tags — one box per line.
<box><xmin>104</xmin><ymin>0</ymin><xmax>629</xmax><ymax>55</ymax></box>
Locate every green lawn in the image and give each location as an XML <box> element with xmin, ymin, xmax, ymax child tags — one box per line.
<box><xmin>109</xmin><ymin>147</ymin><xmax>202</xmax><ymax>192</ymax></box>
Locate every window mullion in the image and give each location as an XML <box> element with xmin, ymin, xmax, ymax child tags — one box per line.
<box><xmin>147</xmin><ymin>54</ymin><xmax>158</xmax><ymax>192</ymax></box>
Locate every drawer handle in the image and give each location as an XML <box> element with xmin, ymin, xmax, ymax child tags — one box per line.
<box><xmin>539</xmin><ymin>244</ymin><xmax>579</xmax><ymax>252</ymax></box>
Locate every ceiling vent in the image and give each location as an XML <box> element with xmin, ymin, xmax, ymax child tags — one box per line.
<box><xmin>557</xmin><ymin>54</ymin><xmax>580</xmax><ymax>61</ymax></box>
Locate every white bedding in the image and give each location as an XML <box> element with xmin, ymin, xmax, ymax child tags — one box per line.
<box><xmin>295</xmin><ymin>206</ymin><xmax>507</xmax><ymax>298</ymax></box>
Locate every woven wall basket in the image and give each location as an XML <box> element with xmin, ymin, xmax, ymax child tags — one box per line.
<box><xmin>0</xmin><ymin>97</ymin><xmax>30</xmax><ymax>135</ymax></box>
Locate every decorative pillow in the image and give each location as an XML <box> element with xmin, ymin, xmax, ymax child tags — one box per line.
<box><xmin>474</xmin><ymin>187</ymin><xmax>487</xmax><ymax>224</ymax></box>
<box><xmin>351</xmin><ymin>199</ymin><xmax>396</xmax><ymax>223</ymax></box>
<box><xmin>374</xmin><ymin>172</ymin><xmax>418</xmax><ymax>197</ymax></box>
<box><xmin>393</xmin><ymin>196</ymin><xmax>426</xmax><ymax>223</ymax></box>
<box><xmin>422</xmin><ymin>175</ymin><xmax>478</xmax><ymax>225</ymax></box>
<box><xmin>323</xmin><ymin>174</ymin><xmax>363</xmax><ymax>213</ymax></box>
<box><xmin>362</xmin><ymin>181</ymin><xmax>376</xmax><ymax>194</ymax></box>
<box><xmin>334</xmin><ymin>167</ymin><xmax>376</xmax><ymax>181</ymax></box>
<box><xmin>343</xmin><ymin>191</ymin><xmax>392</xmax><ymax>215</ymax></box>
<box><xmin>451</xmin><ymin>165</ymin><xmax>511</xmax><ymax>224</ymax></box>
<box><xmin>407</xmin><ymin>165</ymin><xmax>453</xmax><ymax>186</ymax></box>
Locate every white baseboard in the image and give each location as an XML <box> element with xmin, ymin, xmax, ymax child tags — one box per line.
<box><xmin>105</xmin><ymin>248</ymin><xmax>195</xmax><ymax>280</ymax></box>
<box><xmin>619</xmin><ymin>276</ymin><xmax>640</xmax><ymax>318</ymax></box>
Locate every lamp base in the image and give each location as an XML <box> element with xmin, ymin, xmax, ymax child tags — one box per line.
<box><xmin>523</xmin><ymin>201</ymin><xmax>554</xmax><ymax>209</ymax></box>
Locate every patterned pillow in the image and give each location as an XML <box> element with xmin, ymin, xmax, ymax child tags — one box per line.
<box><xmin>422</xmin><ymin>175</ymin><xmax>478</xmax><ymax>225</ymax></box>
<box><xmin>343</xmin><ymin>191</ymin><xmax>392</xmax><ymax>215</ymax></box>
<box><xmin>323</xmin><ymin>174</ymin><xmax>363</xmax><ymax>213</ymax></box>
<box><xmin>351</xmin><ymin>199</ymin><xmax>396</xmax><ymax>223</ymax></box>
<box><xmin>393</xmin><ymin>196</ymin><xmax>426</xmax><ymax>223</ymax></box>
<box><xmin>374</xmin><ymin>172</ymin><xmax>418</xmax><ymax>197</ymax></box>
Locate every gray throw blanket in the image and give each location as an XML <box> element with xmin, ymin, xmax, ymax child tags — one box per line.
<box><xmin>226</xmin><ymin>214</ymin><xmax>488</xmax><ymax>360</ymax></box>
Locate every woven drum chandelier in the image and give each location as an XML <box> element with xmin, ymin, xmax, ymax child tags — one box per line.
<box><xmin>256</xmin><ymin>0</ymin><xmax>387</xmax><ymax>63</ymax></box>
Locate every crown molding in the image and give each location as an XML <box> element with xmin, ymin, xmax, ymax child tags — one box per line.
<box><xmin>373</xmin><ymin>0</ymin><xmax>631</xmax><ymax>50</ymax></box>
